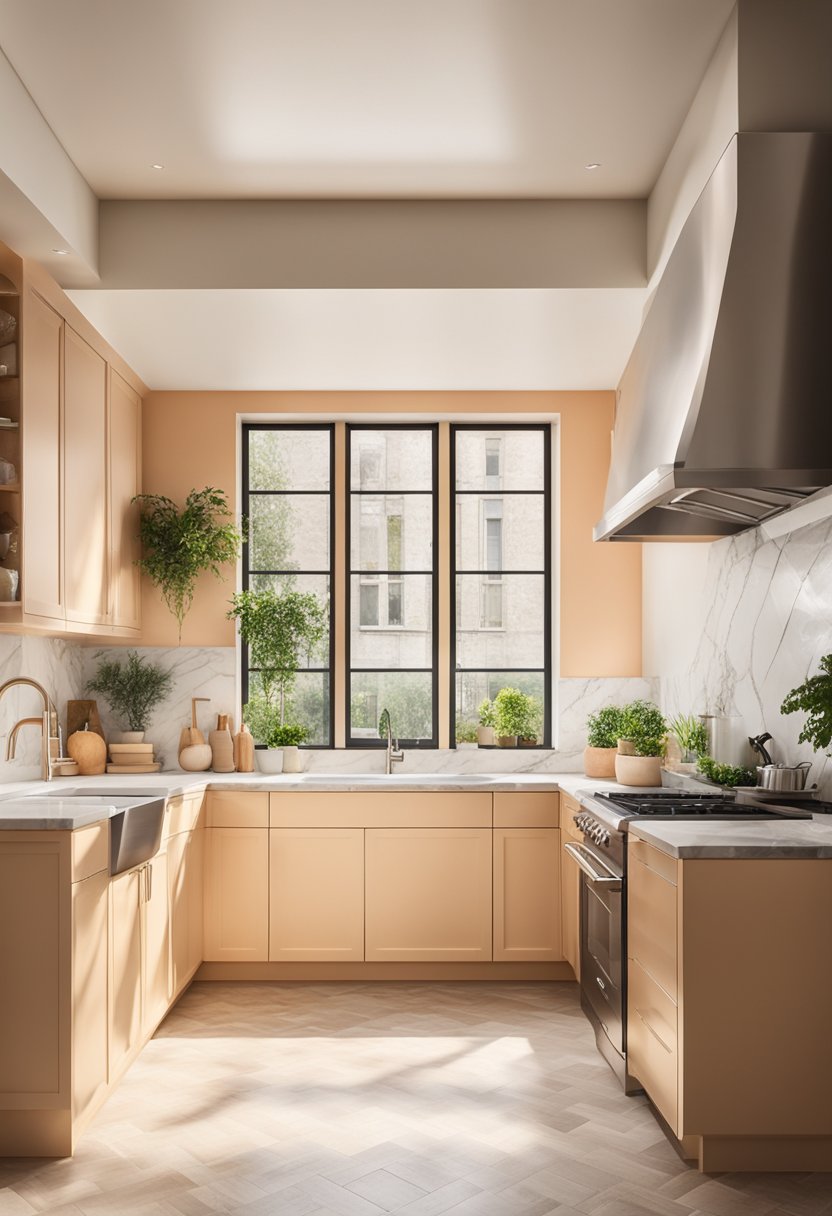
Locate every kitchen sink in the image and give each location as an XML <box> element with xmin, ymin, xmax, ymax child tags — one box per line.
<box><xmin>287</xmin><ymin>773</ymin><xmax>498</xmax><ymax>785</ymax></box>
<box><xmin>39</xmin><ymin>790</ymin><xmax>166</xmax><ymax>874</ymax></box>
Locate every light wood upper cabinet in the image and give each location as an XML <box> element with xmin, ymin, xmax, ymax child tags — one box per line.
<box><xmin>204</xmin><ymin>828</ymin><xmax>269</xmax><ymax>962</ymax></box>
<box><xmin>21</xmin><ymin>290</ymin><xmax>63</xmax><ymax>621</ymax></box>
<box><xmin>109</xmin><ymin>369</ymin><xmax>141</xmax><ymax>630</ymax></box>
<box><xmin>365</xmin><ymin>827</ymin><xmax>492</xmax><ymax>962</ymax></box>
<box><xmin>493</xmin><ymin>827</ymin><xmax>563</xmax><ymax>962</ymax></box>
<box><xmin>63</xmin><ymin>326</ymin><xmax>108</xmax><ymax>626</ymax></box>
<box><xmin>269</xmin><ymin>828</ymin><xmax>364</xmax><ymax>962</ymax></box>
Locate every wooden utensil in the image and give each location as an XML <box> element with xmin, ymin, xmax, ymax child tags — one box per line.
<box><xmin>66</xmin><ymin>700</ymin><xmax>105</xmax><ymax>742</ymax></box>
<box><xmin>190</xmin><ymin>697</ymin><xmax>210</xmax><ymax>745</ymax></box>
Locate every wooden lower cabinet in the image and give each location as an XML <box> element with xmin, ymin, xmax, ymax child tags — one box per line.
<box><xmin>168</xmin><ymin>827</ymin><xmax>204</xmax><ymax>997</ymax></box>
<box><xmin>142</xmin><ymin>853</ymin><xmax>171</xmax><ymax>1036</ymax></box>
<box><xmin>108</xmin><ymin>867</ymin><xmax>143</xmax><ymax>1079</ymax></box>
<box><xmin>493</xmin><ymin>827</ymin><xmax>563</xmax><ymax>961</ymax></box>
<box><xmin>365</xmin><ymin>827</ymin><xmax>492</xmax><ymax>962</ymax></box>
<box><xmin>71</xmin><ymin>869</ymin><xmax>109</xmax><ymax>1122</ymax></box>
<box><xmin>204</xmin><ymin>828</ymin><xmax>269</xmax><ymax>961</ymax></box>
<box><xmin>269</xmin><ymin>828</ymin><xmax>364</xmax><ymax>961</ymax></box>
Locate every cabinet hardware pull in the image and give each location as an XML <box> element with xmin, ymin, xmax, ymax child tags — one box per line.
<box><xmin>563</xmin><ymin>842</ymin><xmax>622</xmax><ymax>889</ymax></box>
<box><xmin>636</xmin><ymin>1007</ymin><xmax>673</xmax><ymax>1054</ymax></box>
<box><xmin>146</xmin><ymin>860</ymin><xmax>153</xmax><ymax>901</ymax></box>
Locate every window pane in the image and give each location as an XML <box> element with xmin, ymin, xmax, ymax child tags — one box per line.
<box><xmin>351</xmin><ymin>575</ymin><xmax>432</xmax><ymax>667</ymax></box>
<box><xmin>249</xmin><ymin>494</ymin><xmax>330</xmax><ymax>571</ymax></box>
<box><xmin>351</xmin><ymin>494</ymin><xmax>432</xmax><ymax>570</ymax></box>
<box><xmin>247</xmin><ymin>670</ymin><xmax>330</xmax><ymax>746</ymax></box>
<box><xmin>248</xmin><ymin>429</ymin><xmax>330</xmax><ymax>491</ymax></box>
<box><xmin>350</xmin><ymin>429</ymin><xmax>433</xmax><ymax>490</ymax></box>
<box><xmin>456</xmin><ymin>671</ymin><xmax>545</xmax><ymax>742</ymax></box>
<box><xmin>456</xmin><ymin>429</ymin><xmax>545</xmax><ymax>491</ymax></box>
<box><xmin>456</xmin><ymin>574</ymin><xmax>545</xmax><ymax>668</ymax></box>
<box><xmin>455</xmin><ymin>495</ymin><xmax>544</xmax><ymax>571</ymax></box>
<box><xmin>246</xmin><ymin>574</ymin><xmax>330</xmax><ymax>667</ymax></box>
<box><xmin>350</xmin><ymin>672</ymin><xmax>433</xmax><ymax>742</ymax></box>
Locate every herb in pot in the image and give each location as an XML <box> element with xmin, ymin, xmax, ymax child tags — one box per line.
<box><xmin>586</xmin><ymin>705</ymin><xmax>625</xmax><ymax>749</ymax></box>
<box><xmin>618</xmin><ymin>700</ymin><xmax>667</xmax><ymax>758</ymax></box>
<box><xmin>697</xmin><ymin>756</ymin><xmax>756</xmax><ymax>787</ymax></box>
<box><xmin>86</xmin><ymin>651</ymin><xmax>173</xmax><ymax>734</ymax></box>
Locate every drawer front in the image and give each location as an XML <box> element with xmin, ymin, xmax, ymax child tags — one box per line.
<box><xmin>206</xmin><ymin>792</ymin><xmax>269</xmax><ymax>828</ymax></box>
<box><xmin>629</xmin><ymin>837</ymin><xmax>678</xmax><ymax>885</ymax></box>
<box><xmin>493</xmin><ymin>793</ymin><xmax>559</xmax><ymax>828</ymax></box>
<box><xmin>628</xmin><ymin>958</ymin><xmax>678</xmax><ymax>1134</ymax></box>
<box><xmin>71</xmin><ymin>821</ymin><xmax>108</xmax><ymax>881</ymax></box>
<box><xmin>628</xmin><ymin>855</ymin><xmax>678</xmax><ymax>1000</ymax></box>
<box><xmin>270</xmin><ymin>791</ymin><xmax>492</xmax><ymax>828</ymax></box>
<box><xmin>165</xmin><ymin>792</ymin><xmax>205</xmax><ymax>837</ymax></box>
<box><xmin>559</xmin><ymin>794</ymin><xmax>583</xmax><ymax>841</ymax></box>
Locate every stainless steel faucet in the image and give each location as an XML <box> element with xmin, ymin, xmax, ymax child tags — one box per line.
<box><xmin>0</xmin><ymin>677</ymin><xmax>60</xmax><ymax>781</ymax></box>
<box><xmin>379</xmin><ymin>707</ymin><xmax>404</xmax><ymax>775</ymax></box>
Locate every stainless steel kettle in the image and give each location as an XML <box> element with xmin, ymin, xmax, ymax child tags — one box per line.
<box><xmin>756</xmin><ymin>762</ymin><xmax>812</xmax><ymax>791</ymax></box>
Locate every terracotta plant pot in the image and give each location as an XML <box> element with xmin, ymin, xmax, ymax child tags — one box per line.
<box><xmin>496</xmin><ymin>735</ymin><xmax>517</xmax><ymax>748</ymax></box>
<box><xmin>476</xmin><ymin>725</ymin><xmax>495</xmax><ymax>747</ymax></box>
<box><xmin>583</xmin><ymin>746</ymin><xmax>617</xmax><ymax>778</ymax></box>
<box><xmin>614</xmin><ymin>753</ymin><xmax>662</xmax><ymax>787</ymax></box>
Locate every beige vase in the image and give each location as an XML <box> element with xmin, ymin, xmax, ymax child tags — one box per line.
<box><xmin>476</xmin><ymin>725</ymin><xmax>495</xmax><ymax>746</ymax></box>
<box><xmin>614</xmin><ymin>753</ymin><xmax>663</xmax><ymax>787</ymax></box>
<box><xmin>583</xmin><ymin>746</ymin><xmax>617</xmax><ymax>779</ymax></box>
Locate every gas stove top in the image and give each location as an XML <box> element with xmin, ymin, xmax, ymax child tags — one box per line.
<box><xmin>592</xmin><ymin>791</ymin><xmax>814</xmax><ymax>821</ymax></box>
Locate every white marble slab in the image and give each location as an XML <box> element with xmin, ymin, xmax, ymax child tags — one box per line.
<box><xmin>630</xmin><ymin>819</ymin><xmax>832</xmax><ymax>859</ymax></box>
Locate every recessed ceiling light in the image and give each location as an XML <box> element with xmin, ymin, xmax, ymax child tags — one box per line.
<box><xmin>52</xmin><ymin>248</ymin><xmax>69</xmax><ymax>255</ymax></box>
<box><xmin>584</xmin><ymin>162</ymin><xmax>601</xmax><ymax>170</ymax></box>
<box><xmin>151</xmin><ymin>163</ymin><xmax>164</xmax><ymax>170</ymax></box>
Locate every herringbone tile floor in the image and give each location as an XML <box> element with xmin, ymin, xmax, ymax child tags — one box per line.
<box><xmin>2</xmin><ymin>982</ymin><xmax>832</xmax><ymax>1216</ymax></box>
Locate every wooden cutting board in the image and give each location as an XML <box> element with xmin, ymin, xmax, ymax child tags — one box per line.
<box><xmin>106</xmin><ymin>762</ymin><xmax>162</xmax><ymax>774</ymax></box>
<box><xmin>66</xmin><ymin>700</ymin><xmax>105</xmax><ymax>741</ymax></box>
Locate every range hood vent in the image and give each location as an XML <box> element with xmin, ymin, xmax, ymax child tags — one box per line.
<box><xmin>595</xmin><ymin>132</ymin><xmax>832</xmax><ymax>542</ymax></box>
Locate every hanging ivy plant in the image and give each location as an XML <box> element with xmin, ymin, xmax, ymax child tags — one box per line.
<box><xmin>134</xmin><ymin>487</ymin><xmax>242</xmax><ymax>641</ymax></box>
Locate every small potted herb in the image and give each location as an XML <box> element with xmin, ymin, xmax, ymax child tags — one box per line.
<box><xmin>243</xmin><ymin>696</ymin><xmax>309</xmax><ymax>773</ymax></box>
<box><xmin>781</xmin><ymin>654</ymin><xmax>832</xmax><ymax>758</ymax></box>
<box><xmin>615</xmin><ymin>700</ymin><xmax>668</xmax><ymax>786</ymax></box>
<box><xmin>584</xmin><ymin>705</ymin><xmax>624</xmax><ymax>777</ymax></box>
<box><xmin>667</xmin><ymin>713</ymin><xmax>710</xmax><ymax>770</ymax></box>
<box><xmin>476</xmin><ymin>698</ymin><xmax>497</xmax><ymax>747</ymax></box>
<box><xmin>455</xmin><ymin>719</ymin><xmax>479</xmax><ymax>749</ymax></box>
<box><xmin>493</xmin><ymin>687</ymin><xmax>531</xmax><ymax>748</ymax></box>
<box><xmin>87</xmin><ymin>651</ymin><xmax>173</xmax><ymax>743</ymax></box>
<box><xmin>518</xmin><ymin>696</ymin><xmax>543</xmax><ymax>747</ymax></box>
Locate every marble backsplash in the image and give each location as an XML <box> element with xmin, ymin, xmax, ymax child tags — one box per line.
<box><xmin>645</xmin><ymin>516</ymin><xmax>832</xmax><ymax>797</ymax></box>
<box><xmin>0</xmin><ymin>635</ymin><xmax>85</xmax><ymax>780</ymax></box>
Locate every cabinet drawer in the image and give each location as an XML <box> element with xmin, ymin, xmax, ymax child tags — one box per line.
<box><xmin>71</xmin><ymin>821</ymin><xmax>108</xmax><ymax>881</ymax></box>
<box><xmin>628</xmin><ymin>855</ymin><xmax>678</xmax><ymax>1000</ymax></box>
<box><xmin>493</xmin><ymin>793</ymin><xmax>558</xmax><ymax>828</ymax></box>
<box><xmin>628</xmin><ymin>958</ymin><xmax>678</xmax><ymax>1134</ymax></box>
<box><xmin>165</xmin><ymin>792</ymin><xmax>205</xmax><ymax>837</ymax></box>
<box><xmin>629</xmin><ymin>838</ymin><xmax>678</xmax><ymax>884</ymax></box>
<box><xmin>271</xmin><ymin>791</ymin><xmax>491</xmax><ymax>828</ymax></box>
<box><xmin>206</xmin><ymin>792</ymin><xmax>268</xmax><ymax>828</ymax></box>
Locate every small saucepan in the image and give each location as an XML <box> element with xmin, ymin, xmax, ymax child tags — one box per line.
<box><xmin>756</xmin><ymin>762</ymin><xmax>812</xmax><ymax>791</ymax></box>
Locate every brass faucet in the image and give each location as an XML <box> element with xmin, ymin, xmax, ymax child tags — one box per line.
<box><xmin>379</xmin><ymin>707</ymin><xmax>404</xmax><ymax>775</ymax></box>
<box><xmin>0</xmin><ymin>677</ymin><xmax>60</xmax><ymax>781</ymax></box>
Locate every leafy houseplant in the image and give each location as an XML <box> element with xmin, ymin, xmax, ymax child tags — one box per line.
<box><xmin>135</xmin><ymin>487</ymin><xmax>242</xmax><ymax>642</ymax></box>
<box><xmin>615</xmin><ymin>699</ymin><xmax>668</xmax><ymax>787</ymax></box>
<box><xmin>476</xmin><ymin>698</ymin><xmax>497</xmax><ymax>747</ymax></box>
<box><xmin>668</xmin><ymin>713</ymin><xmax>710</xmax><ymax>762</ymax></box>
<box><xmin>455</xmin><ymin>719</ymin><xmax>479</xmax><ymax>748</ymax></box>
<box><xmin>781</xmin><ymin>654</ymin><xmax>832</xmax><ymax>754</ymax></box>
<box><xmin>228</xmin><ymin>587</ymin><xmax>326</xmax><ymax>772</ymax></box>
<box><xmin>493</xmin><ymin>687</ymin><xmax>532</xmax><ymax>747</ymax></box>
<box><xmin>87</xmin><ymin>651</ymin><xmax>173</xmax><ymax>739</ymax></box>
<box><xmin>697</xmin><ymin>756</ymin><xmax>756</xmax><ymax>788</ymax></box>
<box><xmin>584</xmin><ymin>705</ymin><xmax>624</xmax><ymax>777</ymax></box>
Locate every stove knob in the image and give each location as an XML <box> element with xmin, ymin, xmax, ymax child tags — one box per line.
<box><xmin>602</xmin><ymin>830</ymin><xmax>610</xmax><ymax>846</ymax></box>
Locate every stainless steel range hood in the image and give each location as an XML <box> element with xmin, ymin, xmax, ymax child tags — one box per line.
<box><xmin>595</xmin><ymin>133</ymin><xmax>832</xmax><ymax>542</ymax></box>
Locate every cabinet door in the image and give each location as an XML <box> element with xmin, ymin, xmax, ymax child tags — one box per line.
<box><xmin>167</xmin><ymin>833</ymin><xmax>190</xmax><ymax>998</ymax></box>
<box><xmin>64</xmin><ymin>325</ymin><xmax>108</xmax><ymax>625</ymax></box>
<box><xmin>269</xmin><ymin>828</ymin><xmax>364</xmax><ymax>961</ymax></box>
<box><xmin>560</xmin><ymin>830</ymin><xmax>581</xmax><ymax>979</ymax></box>
<box><xmin>109</xmin><ymin>868</ymin><xmax>142</xmax><ymax>1078</ymax></box>
<box><xmin>142</xmin><ymin>853</ymin><xmax>171</xmax><ymax>1035</ymax></box>
<box><xmin>109</xmin><ymin>369</ymin><xmax>141</xmax><ymax>630</ymax></box>
<box><xmin>493</xmin><ymin>828</ymin><xmax>563</xmax><ymax>962</ymax></box>
<box><xmin>188</xmin><ymin>828</ymin><xmax>204</xmax><ymax>974</ymax></box>
<box><xmin>22</xmin><ymin>290</ymin><xmax>63</xmax><ymax>620</ymax></box>
<box><xmin>204</xmin><ymin>829</ymin><xmax>268</xmax><ymax>961</ymax></box>
<box><xmin>72</xmin><ymin>869</ymin><xmax>108</xmax><ymax>1120</ymax></box>
<box><xmin>365</xmin><ymin>828</ymin><xmax>492</xmax><ymax>962</ymax></box>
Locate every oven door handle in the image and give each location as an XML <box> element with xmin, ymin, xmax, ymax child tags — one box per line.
<box><xmin>564</xmin><ymin>842</ymin><xmax>622</xmax><ymax>889</ymax></box>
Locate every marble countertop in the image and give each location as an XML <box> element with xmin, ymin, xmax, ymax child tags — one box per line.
<box><xmin>630</xmin><ymin>819</ymin><xmax>832</xmax><ymax>859</ymax></box>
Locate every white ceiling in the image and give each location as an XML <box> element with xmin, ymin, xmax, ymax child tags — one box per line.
<box><xmin>0</xmin><ymin>0</ymin><xmax>733</xmax><ymax>200</ymax></box>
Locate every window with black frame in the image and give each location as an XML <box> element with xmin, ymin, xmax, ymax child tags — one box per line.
<box><xmin>347</xmin><ymin>425</ymin><xmax>438</xmax><ymax>746</ymax></box>
<box><xmin>452</xmin><ymin>424</ymin><xmax>551</xmax><ymax>746</ymax></box>
<box><xmin>242</xmin><ymin>424</ymin><xmax>334</xmax><ymax>746</ymax></box>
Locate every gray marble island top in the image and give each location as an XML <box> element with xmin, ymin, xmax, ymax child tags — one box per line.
<box><xmin>630</xmin><ymin>819</ymin><xmax>832</xmax><ymax>859</ymax></box>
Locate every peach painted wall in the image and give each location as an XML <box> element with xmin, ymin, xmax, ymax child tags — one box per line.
<box><xmin>141</xmin><ymin>391</ymin><xmax>641</xmax><ymax>677</ymax></box>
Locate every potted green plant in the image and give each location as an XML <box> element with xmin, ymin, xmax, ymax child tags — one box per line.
<box><xmin>584</xmin><ymin>705</ymin><xmax>624</xmax><ymax>777</ymax></box>
<box><xmin>228</xmin><ymin>587</ymin><xmax>326</xmax><ymax>773</ymax></box>
<box><xmin>86</xmin><ymin>651</ymin><xmax>173</xmax><ymax>744</ymax></box>
<box><xmin>518</xmin><ymin>696</ymin><xmax>543</xmax><ymax>746</ymax></box>
<box><xmin>476</xmin><ymin>698</ymin><xmax>497</xmax><ymax>747</ymax></box>
<box><xmin>455</xmin><ymin>719</ymin><xmax>479</xmax><ymax>749</ymax></box>
<box><xmin>667</xmin><ymin>713</ymin><xmax>710</xmax><ymax>770</ymax></box>
<box><xmin>493</xmin><ymin>687</ymin><xmax>530</xmax><ymax>748</ymax></box>
<box><xmin>615</xmin><ymin>699</ymin><xmax>668</xmax><ymax>786</ymax></box>
<box><xmin>781</xmin><ymin>654</ymin><xmax>832</xmax><ymax>757</ymax></box>
<box><xmin>135</xmin><ymin>487</ymin><xmax>242</xmax><ymax>642</ymax></box>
